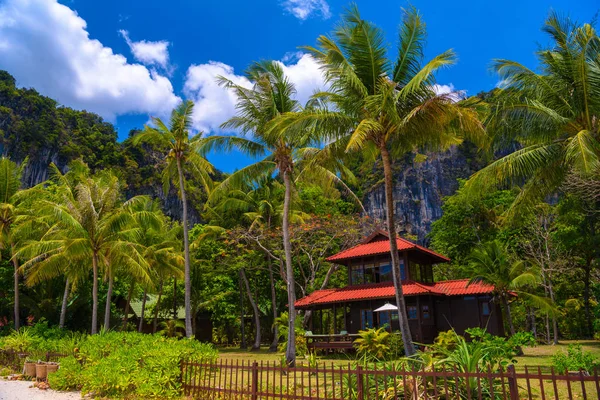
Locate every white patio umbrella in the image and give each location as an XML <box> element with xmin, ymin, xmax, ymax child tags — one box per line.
<box><xmin>374</xmin><ymin>303</ymin><xmax>398</xmax><ymax>312</ymax></box>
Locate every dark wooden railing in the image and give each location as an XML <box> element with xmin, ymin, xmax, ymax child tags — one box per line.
<box><xmin>181</xmin><ymin>359</ymin><xmax>600</xmax><ymax>400</ymax></box>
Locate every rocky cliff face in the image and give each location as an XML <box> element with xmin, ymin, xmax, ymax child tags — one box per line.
<box><xmin>362</xmin><ymin>144</ymin><xmax>483</xmax><ymax>244</ymax></box>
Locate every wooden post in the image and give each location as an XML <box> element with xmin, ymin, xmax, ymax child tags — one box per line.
<box><xmin>356</xmin><ymin>365</ymin><xmax>364</xmax><ymax>400</ymax></box>
<box><xmin>251</xmin><ymin>361</ymin><xmax>259</xmax><ymax>400</ymax></box>
<box><xmin>507</xmin><ymin>364</ymin><xmax>519</xmax><ymax>400</ymax></box>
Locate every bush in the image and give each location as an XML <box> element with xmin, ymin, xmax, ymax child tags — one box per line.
<box><xmin>354</xmin><ymin>328</ymin><xmax>390</xmax><ymax>362</ymax></box>
<box><xmin>551</xmin><ymin>344</ymin><xmax>600</xmax><ymax>374</ymax></box>
<box><xmin>48</xmin><ymin>331</ymin><xmax>218</xmax><ymax>398</ymax></box>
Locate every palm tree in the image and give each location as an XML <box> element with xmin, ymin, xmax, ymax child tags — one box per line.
<box><xmin>270</xmin><ymin>6</ymin><xmax>484</xmax><ymax>356</ymax></box>
<box><xmin>464</xmin><ymin>12</ymin><xmax>600</xmax><ymax>213</ymax></box>
<box><xmin>17</xmin><ymin>168</ymin><xmax>152</xmax><ymax>334</ymax></box>
<box><xmin>133</xmin><ymin>101</ymin><xmax>214</xmax><ymax>338</ymax></box>
<box><xmin>0</xmin><ymin>157</ymin><xmax>26</xmax><ymax>329</ymax></box>
<box><xmin>202</xmin><ymin>61</ymin><xmax>356</xmax><ymax>365</ymax></box>
<box><xmin>125</xmin><ymin>198</ymin><xmax>184</xmax><ymax>333</ymax></box>
<box><xmin>466</xmin><ymin>240</ymin><xmax>551</xmax><ymax>335</ymax></box>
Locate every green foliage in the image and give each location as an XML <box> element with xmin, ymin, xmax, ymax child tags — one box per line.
<box><xmin>274</xmin><ymin>312</ymin><xmax>307</xmax><ymax>356</ymax></box>
<box><xmin>433</xmin><ymin>329</ymin><xmax>460</xmax><ymax>353</ymax></box>
<box><xmin>354</xmin><ymin>327</ymin><xmax>390</xmax><ymax>362</ymax></box>
<box><xmin>551</xmin><ymin>344</ymin><xmax>600</xmax><ymax>374</ymax></box>
<box><xmin>48</xmin><ymin>331</ymin><xmax>218</xmax><ymax>398</ymax></box>
<box><xmin>158</xmin><ymin>319</ymin><xmax>185</xmax><ymax>338</ymax></box>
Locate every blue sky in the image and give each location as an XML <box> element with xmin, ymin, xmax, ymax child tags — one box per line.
<box><xmin>0</xmin><ymin>0</ymin><xmax>597</xmax><ymax>172</ymax></box>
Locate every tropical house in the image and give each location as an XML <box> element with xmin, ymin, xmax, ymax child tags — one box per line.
<box><xmin>295</xmin><ymin>230</ymin><xmax>504</xmax><ymax>350</ymax></box>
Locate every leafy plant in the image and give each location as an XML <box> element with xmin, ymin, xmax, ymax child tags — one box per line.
<box><xmin>551</xmin><ymin>344</ymin><xmax>600</xmax><ymax>374</ymax></box>
<box><xmin>354</xmin><ymin>327</ymin><xmax>390</xmax><ymax>362</ymax></box>
<box><xmin>158</xmin><ymin>319</ymin><xmax>185</xmax><ymax>338</ymax></box>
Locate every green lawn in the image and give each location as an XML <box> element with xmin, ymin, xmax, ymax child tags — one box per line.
<box><xmin>218</xmin><ymin>340</ymin><xmax>600</xmax><ymax>370</ymax></box>
<box><xmin>514</xmin><ymin>339</ymin><xmax>600</xmax><ymax>370</ymax></box>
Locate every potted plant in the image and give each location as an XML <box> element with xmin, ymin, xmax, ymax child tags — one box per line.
<box><xmin>23</xmin><ymin>358</ymin><xmax>36</xmax><ymax>377</ymax></box>
<box><xmin>46</xmin><ymin>362</ymin><xmax>59</xmax><ymax>375</ymax></box>
<box><xmin>35</xmin><ymin>361</ymin><xmax>47</xmax><ymax>380</ymax></box>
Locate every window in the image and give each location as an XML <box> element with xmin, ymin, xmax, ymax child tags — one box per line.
<box><xmin>379</xmin><ymin>311</ymin><xmax>390</xmax><ymax>329</ymax></box>
<box><xmin>364</xmin><ymin>264</ymin><xmax>375</xmax><ymax>284</ymax></box>
<box><xmin>361</xmin><ymin>310</ymin><xmax>374</xmax><ymax>329</ymax></box>
<box><xmin>481</xmin><ymin>302</ymin><xmax>490</xmax><ymax>316</ymax></box>
<box><xmin>378</xmin><ymin>264</ymin><xmax>392</xmax><ymax>282</ymax></box>
<box><xmin>400</xmin><ymin>260</ymin><xmax>406</xmax><ymax>280</ymax></box>
<box><xmin>422</xmin><ymin>305</ymin><xmax>430</xmax><ymax>319</ymax></box>
<box><xmin>351</xmin><ymin>265</ymin><xmax>363</xmax><ymax>285</ymax></box>
<box><xmin>407</xmin><ymin>306</ymin><xmax>418</xmax><ymax>320</ymax></box>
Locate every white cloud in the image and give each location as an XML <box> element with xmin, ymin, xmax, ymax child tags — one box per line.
<box><xmin>281</xmin><ymin>0</ymin><xmax>331</xmax><ymax>20</ymax></box>
<box><xmin>0</xmin><ymin>0</ymin><xmax>180</xmax><ymax>121</ymax></box>
<box><xmin>183</xmin><ymin>54</ymin><xmax>327</xmax><ymax>133</ymax></box>
<box><xmin>119</xmin><ymin>30</ymin><xmax>171</xmax><ymax>71</ymax></box>
<box><xmin>432</xmin><ymin>83</ymin><xmax>466</xmax><ymax>102</ymax></box>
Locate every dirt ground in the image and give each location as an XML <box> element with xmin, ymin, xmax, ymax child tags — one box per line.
<box><xmin>0</xmin><ymin>379</ymin><xmax>80</xmax><ymax>400</ymax></box>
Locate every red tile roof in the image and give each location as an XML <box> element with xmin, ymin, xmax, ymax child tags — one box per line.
<box><xmin>325</xmin><ymin>231</ymin><xmax>450</xmax><ymax>263</ymax></box>
<box><xmin>294</xmin><ymin>279</ymin><xmax>495</xmax><ymax>309</ymax></box>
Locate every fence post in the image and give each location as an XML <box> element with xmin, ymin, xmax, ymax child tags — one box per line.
<box><xmin>251</xmin><ymin>361</ymin><xmax>259</xmax><ymax>400</ymax></box>
<box><xmin>356</xmin><ymin>365</ymin><xmax>364</xmax><ymax>400</ymax></box>
<box><xmin>507</xmin><ymin>365</ymin><xmax>519</xmax><ymax>400</ymax></box>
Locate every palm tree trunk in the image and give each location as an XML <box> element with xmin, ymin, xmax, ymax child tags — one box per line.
<box><xmin>583</xmin><ymin>259</ymin><xmax>593</xmax><ymax>338</ymax></box>
<box><xmin>502</xmin><ymin>296</ymin><xmax>515</xmax><ymax>335</ymax></box>
<box><xmin>91</xmin><ymin>252</ymin><xmax>99</xmax><ymax>334</ymax></box>
<box><xmin>59</xmin><ymin>278</ymin><xmax>70</xmax><ymax>329</ymax></box>
<box><xmin>239</xmin><ymin>271</ymin><xmax>247</xmax><ymax>349</ymax></box>
<box><xmin>176</xmin><ymin>157</ymin><xmax>193</xmax><ymax>339</ymax></box>
<box><xmin>268</xmin><ymin>262</ymin><xmax>279</xmax><ymax>352</ymax></box>
<box><xmin>282</xmin><ymin>169</ymin><xmax>297</xmax><ymax>366</ymax></box>
<box><xmin>104</xmin><ymin>273</ymin><xmax>114</xmax><ymax>330</ymax></box>
<box><xmin>153</xmin><ymin>279</ymin><xmax>164</xmax><ymax>334</ymax></box>
<box><xmin>138</xmin><ymin>288</ymin><xmax>147</xmax><ymax>333</ymax></box>
<box><xmin>380</xmin><ymin>145</ymin><xmax>416</xmax><ymax>356</ymax></box>
<box><xmin>122</xmin><ymin>281</ymin><xmax>134</xmax><ymax>331</ymax></box>
<box><xmin>240</xmin><ymin>268</ymin><xmax>261</xmax><ymax>351</ymax></box>
<box><xmin>529</xmin><ymin>307</ymin><xmax>537</xmax><ymax>339</ymax></box>
<box><xmin>173</xmin><ymin>278</ymin><xmax>177</xmax><ymax>319</ymax></box>
<box><xmin>11</xmin><ymin>243</ymin><xmax>20</xmax><ymax>330</ymax></box>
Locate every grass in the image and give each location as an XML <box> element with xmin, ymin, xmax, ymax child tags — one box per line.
<box><xmin>514</xmin><ymin>340</ymin><xmax>600</xmax><ymax>370</ymax></box>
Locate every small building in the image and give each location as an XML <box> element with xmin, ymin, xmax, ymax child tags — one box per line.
<box><xmin>295</xmin><ymin>230</ymin><xmax>504</xmax><ymax>348</ymax></box>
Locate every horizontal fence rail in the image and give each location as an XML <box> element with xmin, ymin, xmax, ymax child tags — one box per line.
<box><xmin>181</xmin><ymin>359</ymin><xmax>600</xmax><ymax>400</ymax></box>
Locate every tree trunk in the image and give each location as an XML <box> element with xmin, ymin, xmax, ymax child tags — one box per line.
<box><xmin>11</xmin><ymin>243</ymin><xmax>20</xmax><ymax>330</ymax></box>
<box><xmin>104</xmin><ymin>273</ymin><xmax>114</xmax><ymax>331</ymax></box>
<box><xmin>240</xmin><ymin>268</ymin><xmax>261</xmax><ymax>351</ymax></box>
<box><xmin>176</xmin><ymin>157</ymin><xmax>193</xmax><ymax>339</ymax></box>
<box><xmin>173</xmin><ymin>278</ymin><xmax>177</xmax><ymax>319</ymax></box>
<box><xmin>380</xmin><ymin>145</ymin><xmax>416</xmax><ymax>356</ymax></box>
<box><xmin>529</xmin><ymin>307</ymin><xmax>537</xmax><ymax>339</ymax></box>
<box><xmin>122</xmin><ymin>281</ymin><xmax>134</xmax><ymax>331</ymax></box>
<box><xmin>91</xmin><ymin>252</ymin><xmax>99</xmax><ymax>334</ymax></box>
<box><xmin>239</xmin><ymin>271</ymin><xmax>247</xmax><ymax>349</ymax></box>
<box><xmin>545</xmin><ymin>315</ymin><xmax>551</xmax><ymax>345</ymax></box>
<box><xmin>59</xmin><ymin>278</ymin><xmax>70</xmax><ymax>329</ymax></box>
<box><xmin>282</xmin><ymin>169</ymin><xmax>297</xmax><ymax>366</ymax></box>
<box><xmin>583</xmin><ymin>260</ymin><xmax>593</xmax><ymax>338</ymax></box>
<box><xmin>138</xmin><ymin>288</ymin><xmax>147</xmax><ymax>333</ymax></box>
<box><xmin>547</xmin><ymin>278</ymin><xmax>559</xmax><ymax>344</ymax></box>
<box><xmin>153</xmin><ymin>279</ymin><xmax>164</xmax><ymax>334</ymax></box>
<box><xmin>303</xmin><ymin>264</ymin><xmax>337</xmax><ymax>327</ymax></box>
<box><xmin>268</xmin><ymin>262</ymin><xmax>279</xmax><ymax>352</ymax></box>
<box><xmin>503</xmin><ymin>296</ymin><xmax>515</xmax><ymax>335</ymax></box>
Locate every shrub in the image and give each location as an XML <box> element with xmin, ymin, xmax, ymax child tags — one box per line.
<box><xmin>48</xmin><ymin>331</ymin><xmax>218</xmax><ymax>398</ymax></box>
<box><xmin>274</xmin><ymin>312</ymin><xmax>308</xmax><ymax>357</ymax></box>
<box><xmin>354</xmin><ymin>327</ymin><xmax>390</xmax><ymax>362</ymax></box>
<box><xmin>551</xmin><ymin>344</ymin><xmax>600</xmax><ymax>374</ymax></box>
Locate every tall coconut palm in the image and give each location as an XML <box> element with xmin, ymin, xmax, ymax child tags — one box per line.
<box><xmin>124</xmin><ymin>198</ymin><xmax>184</xmax><ymax>333</ymax></box>
<box><xmin>0</xmin><ymin>157</ymin><xmax>26</xmax><ymax>329</ymax></box>
<box><xmin>466</xmin><ymin>240</ymin><xmax>552</xmax><ymax>335</ymax></box>
<box><xmin>270</xmin><ymin>6</ymin><xmax>485</xmax><ymax>356</ymax></box>
<box><xmin>202</xmin><ymin>61</ymin><xmax>356</xmax><ymax>365</ymax></box>
<box><xmin>17</xmin><ymin>169</ymin><xmax>152</xmax><ymax>334</ymax></box>
<box><xmin>133</xmin><ymin>101</ymin><xmax>214</xmax><ymax>338</ymax></box>
<box><xmin>464</xmin><ymin>12</ymin><xmax>600</xmax><ymax>213</ymax></box>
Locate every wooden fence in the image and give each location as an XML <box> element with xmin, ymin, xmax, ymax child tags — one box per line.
<box><xmin>181</xmin><ymin>359</ymin><xmax>600</xmax><ymax>400</ymax></box>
